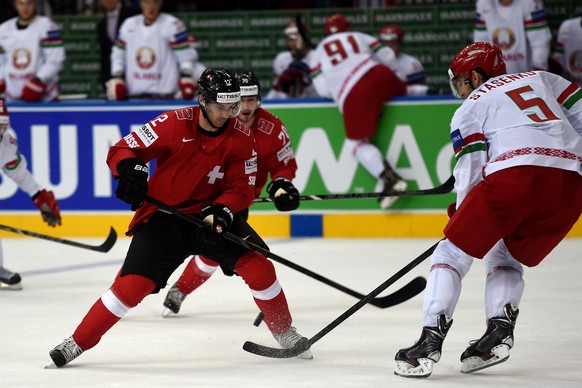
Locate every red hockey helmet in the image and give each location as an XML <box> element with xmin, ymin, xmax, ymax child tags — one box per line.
<box><xmin>379</xmin><ymin>25</ymin><xmax>404</xmax><ymax>43</ymax></box>
<box><xmin>324</xmin><ymin>14</ymin><xmax>350</xmax><ymax>35</ymax></box>
<box><xmin>448</xmin><ymin>42</ymin><xmax>506</xmax><ymax>97</ymax></box>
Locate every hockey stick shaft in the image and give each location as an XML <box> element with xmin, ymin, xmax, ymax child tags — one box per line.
<box><xmin>253</xmin><ymin>175</ymin><xmax>455</xmax><ymax>203</ymax></box>
<box><xmin>242</xmin><ymin>239</ymin><xmax>442</xmax><ymax>358</ymax></box>
<box><xmin>144</xmin><ymin>195</ymin><xmax>424</xmax><ymax>308</ymax></box>
<box><xmin>0</xmin><ymin>224</ymin><xmax>118</xmax><ymax>253</ymax></box>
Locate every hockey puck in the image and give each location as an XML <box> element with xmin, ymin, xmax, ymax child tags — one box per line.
<box><xmin>253</xmin><ymin>311</ymin><xmax>265</xmax><ymax>327</ymax></box>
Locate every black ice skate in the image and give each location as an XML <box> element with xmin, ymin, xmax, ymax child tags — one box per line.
<box><xmin>0</xmin><ymin>267</ymin><xmax>22</xmax><ymax>290</ymax></box>
<box><xmin>162</xmin><ymin>283</ymin><xmax>187</xmax><ymax>317</ymax></box>
<box><xmin>460</xmin><ymin>303</ymin><xmax>519</xmax><ymax>374</ymax></box>
<box><xmin>378</xmin><ymin>161</ymin><xmax>407</xmax><ymax>209</ymax></box>
<box><xmin>48</xmin><ymin>336</ymin><xmax>84</xmax><ymax>368</ymax></box>
<box><xmin>394</xmin><ymin>314</ymin><xmax>452</xmax><ymax>378</ymax></box>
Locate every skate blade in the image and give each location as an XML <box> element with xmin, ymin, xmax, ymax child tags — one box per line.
<box><xmin>394</xmin><ymin>359</ymin><xmax>434</xmax><ymax>378</ymax></box>
<box><xmin>161</xmin><ymin>308</ymin><xmax>177</xmax><ymax>318</ymax></box>
<box><xmin>0</xmin><ymin>282</ymin><xmax>23</xmax><ymax>290</ymax></box>
<box><xmin>296</xmin><ymin>349</ymin><xmax>313</xmax><ymax>360</ymax></box>
<box><xmin>460</xmin><ymin>345</ymin><xmax>510</xmax><ymax>374</ymax></box>
<box><xmin>44</xmin><ymin>360</ymin><xmax>58</xmax><ymax>369</ymax></box>
<box><xmin>379</xmin><ymin>181</ymin><xmax>408</xmax><ymax>209</ymax></box>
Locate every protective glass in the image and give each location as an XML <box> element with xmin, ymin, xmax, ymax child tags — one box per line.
<box><xmin>205</xmin><ymin>99</ymin><xmax>241</xmax><ymax>118</ymax></box>
<box><xmin>448</xmin><ymin>68</ymin><xmax>465</xmax><ymax>99</ymax></box>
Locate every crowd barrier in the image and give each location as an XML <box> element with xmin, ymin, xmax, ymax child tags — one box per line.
<box><xmin>0</xmin><ymin>96</ymin><xmax>579</xmax><ymax>238</ymax></box>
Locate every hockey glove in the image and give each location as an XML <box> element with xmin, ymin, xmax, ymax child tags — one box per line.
<box><xmin>200</xmin><ymin>204</ymin><xmax>234</xmax><ymax>244</ymax></box>
<box><xmin>21</xmin><ymin>77</ymin><xmax>46</xmax><ymax>102</ymax></box>
<box><xmin>178</xmin><ymin>76</ymin><xmax>197</xmax><ymax>99</ymax></box>
<box><xmin>267</xmin><ymin>178</ymin><xmax>300</xmax><ymax>212</ymax></box>
<box><xmin>32</xmin><ymin>189</ymin><xmax>61</xmax><ymax>227</ymax></box>
<box><xmin>0</xmin><ymin>78</ymin><xmax>5</xmax><ymax>94</ymax></box>
<box><xmin>288</xmin><ymin>61</ymin><xmax>312</xmax><ymax>86</ymax></box>
<box><xmin>106</xmin><ymin>77</ymin><xmax>127</xmax><ymax>101</ymax></box>
<box><xmin>116</xmin><ymin>158</ymin><xmax>149</xmax><ymax>211</ymax></box>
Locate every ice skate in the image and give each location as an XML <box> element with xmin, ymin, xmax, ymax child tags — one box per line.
<box><xmin>272</xmin><ymin>326</ymin><xmax>313</xmax><ymax>360</ymax></box>
<box><xmin>48</xmin><ymin>336</ymin><xmax>84</xmax><ymax>368</ymax></box>
<box><xmin>162</xmin><ymin>283</ymin><xmax>187</xmax><ymax>317</ymax></box>
<box><xmin>394</xmin><ymin>314</ymin><xmax>452</xmax><ymax>378</ymax></box>
<box><xmin>460</xmin><ymin>304</ymin><xmax>519</xmax><ymax>374</ymax></box>
<box><xmin>378</xmin><ymin>162</ymin><xmax>407</xmax><ymax>209</ymax></box>
<box><xmin>0</xmin><ymin>267</ymin><xmax>22</xmax><ymax>290</ymax></box>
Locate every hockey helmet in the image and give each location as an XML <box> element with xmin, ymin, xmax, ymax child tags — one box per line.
<box><xmin>324</xmin><ymin>13</ymin><xmax>350</xmax><ymax>35</ymax></box>
<box><xmin>379</xmin><ymin>25</ymin><xmax>404</xmax><ymax>43</ymax></box>
<box><xmin>448</xmin><ymin>42</ymin><xmax>506</xmax><ymax>97</ymax></box>
<box><xmin>198</xmin><ymin>68</ymin><xmax>241</xmax><ymax>115</ymax></box>
<box><xmin>236</xmin><ymin>71</ymin><xmax>261</xmax><ymax>98</ymax></box>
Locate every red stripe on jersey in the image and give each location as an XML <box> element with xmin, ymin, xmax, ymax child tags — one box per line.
<box><xmin>558</xmin><ymin>82</ymin><xmax>579</xmax><ymax>104</ymax></box>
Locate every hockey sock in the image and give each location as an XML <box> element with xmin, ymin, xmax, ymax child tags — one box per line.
<box><xmin>176</xmin><ymin>255</ymin><xmax>218</xmax><ymax>294</ymax></box>
<box><xmin>235</xmin><ymin>251</ymin><xmax>292</xmax><ymax>334</ymax></box>
<box><xmin>72</xmin><ymin>274</ymin><xmax>155</xmax><ymax>350</ymax></box>
<box><xmin>345</xmin><ymin>138</ymin><xmax>385</xmax><ymax>178</ymax></box>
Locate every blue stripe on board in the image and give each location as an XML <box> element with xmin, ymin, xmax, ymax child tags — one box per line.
<box><xmin>290</xmin><ymin>214</ymin><xmax>323</xmax><ymax>237</ymax></box>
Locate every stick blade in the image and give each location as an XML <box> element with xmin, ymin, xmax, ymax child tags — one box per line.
<box><xmin>370</xmin><ymin>276</ymin><xmax>426</xmax><ymax>308</ymax></box>
<box><xmin>93</xmin><ymin>227</ymin><xmax>118</xmax><ymax>252</ymax></box>
<box><xmin>243</xmin><ymin>337</ymin><xmax>311</xmax><ymax>359</ymax></box>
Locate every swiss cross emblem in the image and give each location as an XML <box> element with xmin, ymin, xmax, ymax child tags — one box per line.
<box><xmin>207</xmin><ymin>165</ymin><xmax>224</xmax><ymax>184</ymax></box>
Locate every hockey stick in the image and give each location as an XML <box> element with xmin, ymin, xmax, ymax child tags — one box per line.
<box><xmin>144</xmin><ymin>195</ymin><xmax>426</xmax><ymax>309</ymax></box>
<box><xmin>295</xmin><ymin>14</ymin><xmax>315</xmax><ymax>50</ymax></box>
<box><xmin>253</xmin><ymin>175</ymin><xmax>455</xmax><ymax>203</ymax></box>
<box><xmin>242</xmin><ymin>239</ymin><xmax>442</xmax><ymax>358</ymax></box>
<box><xmin>0</xmin><ymin>224</ymin><xmax>118</xmax><ymax>253</ymax></box>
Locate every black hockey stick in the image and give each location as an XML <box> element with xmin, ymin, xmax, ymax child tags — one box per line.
<box><xmin>0</xmin><ymin>224</ymin><xmax>118</xmax><ymax>253</ymax></box>
<box><xmin>295</xmin><ymin>14</ymin><xmax>315</xmax><ymax>50</ymax></box>
<box><xmin>253</xmin><ymin>175</ymin><xmax>455</xmax><ymax>203</ymax></box>
<box><xmin>242</xmin><ymin>239</ymin><xmax>442</xmax><ymax>358</ymax></box>
<box><xmin>144</xmin><ymin>195</ymin><xmax>426</xmax><ymax>309</ymax></box>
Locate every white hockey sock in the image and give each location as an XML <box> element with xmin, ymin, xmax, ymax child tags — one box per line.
<box><xmin>345</xmin><ymin>138</ymin><xmax>384</xmax><ymax>177</ymax></box>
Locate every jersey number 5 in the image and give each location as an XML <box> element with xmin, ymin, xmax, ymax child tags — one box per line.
<box><xmin>323</xmin><ymin>35</ymin><xmax>360</xmax><ymax>66</ymax></box>
<box><xmin>505</xmin><ymin>86</ymin><xmax>560</xmax><ymax>123</ymax></box>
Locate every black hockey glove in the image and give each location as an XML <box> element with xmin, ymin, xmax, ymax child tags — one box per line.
<box><xmin>115</xmin><ymin>158</ymin><xmax>149</xmax><ymax>211</ymax></box>
<box><xmin>200</xmin><ymin>204</ymin><xmax>234</xmax><ymax>244</ymax></box>
<box><xmin>266</xmin><ymin>178</ymin><xmax>300</xmax><ymax>212</ymax></box>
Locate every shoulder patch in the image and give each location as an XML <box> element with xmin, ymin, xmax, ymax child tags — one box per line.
<box><xmin>234</xmin><ymin>119</ymin><xmax>251</xmax><ymax>136</ymax></box>
<box><xmin>175</xmin><ymin>107</ymin><xmax>193</xmax><ymax>120</ymax></box>
<box><xmin>135</xmin><ymin>123</ymin><xmax>158</xmax><ymax>146</ymax></box>
<box><xmin>257</xmin><ymin>117</ymin><xmax>275</xmax><ymax>135</ymax></box>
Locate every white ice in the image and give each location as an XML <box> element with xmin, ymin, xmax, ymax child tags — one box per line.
<box><xmin>1</xmin><ymin>237</ymin><xmax>581</xmax><ymax>387</ymax></box>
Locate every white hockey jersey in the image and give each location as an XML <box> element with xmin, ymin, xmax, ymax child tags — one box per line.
<box><xmin>394</xmin><ymin>52</ymin><xmax>425</xmax><ymax>85</ymax></box>
<box><xmin>265</xmin><ymin>50</ymin><xmax>319</xmax><ymax>99</ymax></box>
<box><xmin>0</xmin><ymin>129</ymin><xmax>41</xmax><ymax>196</ymax></box>
<box><xmin>111</xmin><ymin>13</ymin><xmax>198</xmax><ymax>97</ymax></box>
<box><xmin>474</xmin><ymin>0</ymin><xmax>551</xmax><ymax>74</ymax></box>
<box><xmin>553</xmin><ymin>16</ymin><xmax>582</xmax><ymax>86</ymax></box>
<box><xmin>309</xmin><ymin>31</ymin><xmax>397</xmax><ymax>112</ymax></box>
<box><xmin>450</xmin><ymin>71</ymin><xmax>582</xmax><ymax>206</ymax></box>
<box><xmin>0</xmin><ymin>16</ymin><xmax>64</xmax><ymax>102</ymax></box>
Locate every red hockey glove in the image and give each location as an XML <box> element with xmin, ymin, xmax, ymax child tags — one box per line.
<box><xmin>178</xmin><ymin>77</ymin><xmax>197</xmax><ymax>99</ymax></box>
<box><xmin>32</xmin><ymin>189</ymin><xmax>61</xmax><ymax>227</ymax></box>
<box><xmin>21</xmin><ymin>77</ymin><xmax>46</xmax><ymax>102</ymax></box>
<box><xmin>106</xmin><ymin>77</ymin><xmax>127</xmax><ymax>101</ymax></box>
<box><xmin>0</xmin><ymin>79</ymin><xmax>5</xmax><ymax>94</ymax></box>
<box><xmin>267</xmin><ymin>178</ymin><xmax>300</xmax><ymax>211</ymax></box>
<box><xmin>115</xmin><ymin>158</ymin><xmax>149</xmax><ymax>211</ymax></box>
<box><xmin>447</xmin><ymin>202</ymin><xmax>456</xmax><ymax>219</ymax></box>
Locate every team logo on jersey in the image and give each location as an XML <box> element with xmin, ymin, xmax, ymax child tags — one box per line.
<box><xmin>569</xmin><ymin>50</ymin><xmax>582</xmax><ymax>73</ymax></box>
<box><xmin>175</xmin><ymin>107</ymin><xmax>193</xmax><ymax>120</ymax></box>
<box><xmin>207</xmin><ymin>165</ymin><xmax>224</xmax><ymax>184</ymax></box>
<box><xmin>257</xmin><ymin>118</ymin><xmax>274</xmax><ymax>135</ymax></box>
<box><xmin>492</xmin><ymin>28</ymin><xmax>516</xmax><ymax>50</ymax></box>
<box><xmin>135</xmin><ymin>123</ymin><xmax>158</xmax><ymax>146</ymax></box>
<box><xmin>136</xmin><ymin>47</ymin><xmax>156</xmax><ymax>69</ymax></box>
<box><xmin>12</xmin><ymin>48</ymin><xmax>31</xmax><ymax>69</ymax></box>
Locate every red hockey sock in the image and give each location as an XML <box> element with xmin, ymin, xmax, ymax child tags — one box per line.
<box><xmin>72</xmin><ymin>274</ymin><xmax>155</xmax><ymax>350</ymax></box>
<box><xmin>176</xmin><ymin>255</ymin><xmax>218</xmax><ymax>294</ymax></box>
<box><xmin>235</xmin><ymin>251</ymin><xmax>292</xmax><ymax>334</ymax></box>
